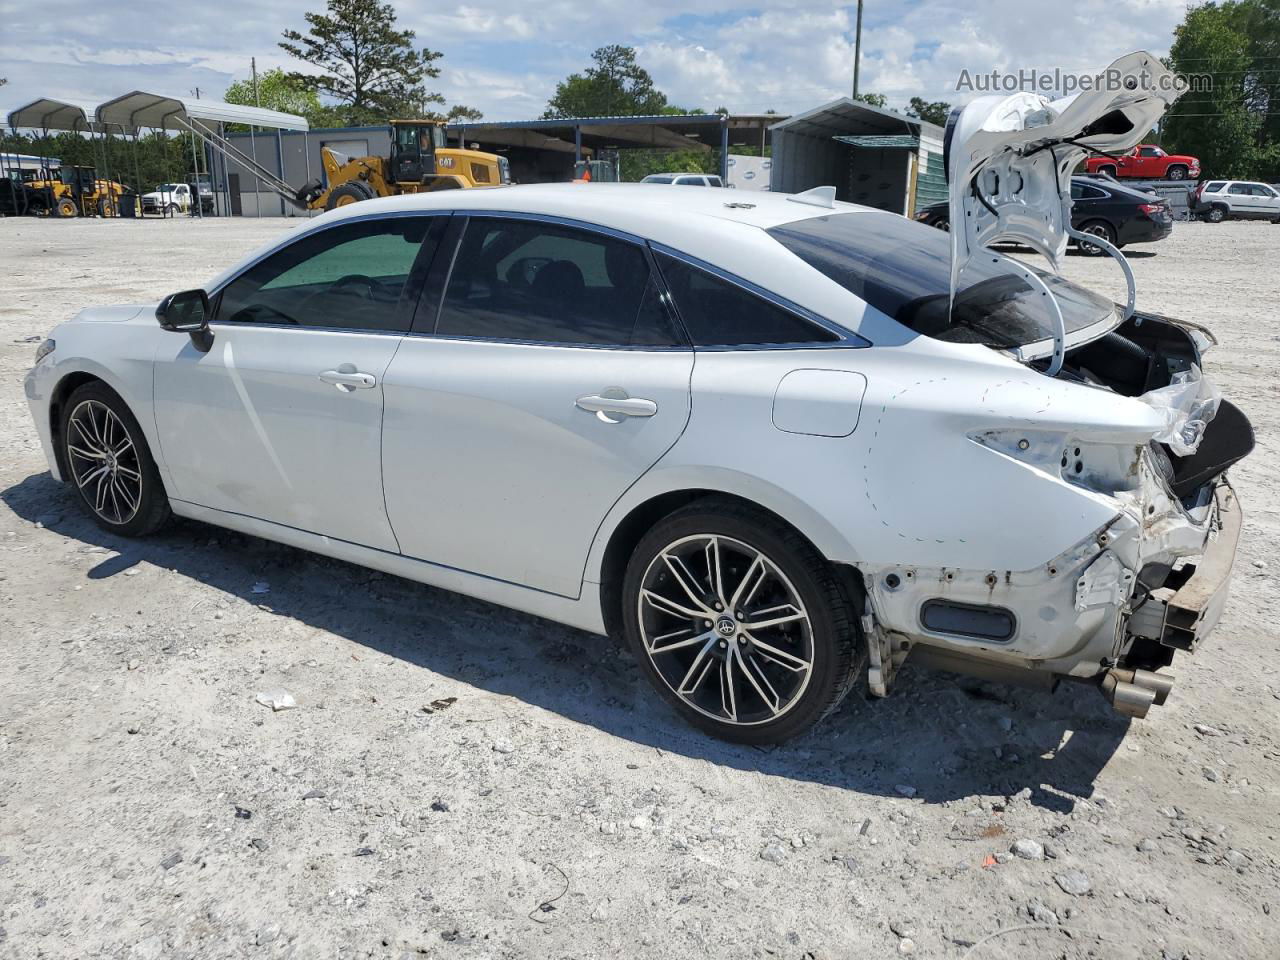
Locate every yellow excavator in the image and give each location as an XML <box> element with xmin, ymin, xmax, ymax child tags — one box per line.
<box><xmin>293</xmin><ymin>119</ymin><xmax>510</xmax><ymax>211</ymax></box>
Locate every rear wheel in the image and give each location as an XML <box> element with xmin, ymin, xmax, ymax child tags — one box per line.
<box><xmin>1077</xmin><ymin>220</ymin><xmax>1115</xmax><ymax>256</ymax></box>
<box><xmin>325</xmin><ymin>180</ymin><xmax>376</xmax><ymax>210</ymax></box>
<box><xmin>1166</xmin><ymin>165</ymin><xmax>1188</xmax><ymax>181</ymax></box>
<box><xmin>1204</xmin><ymin>205</ymin><xmax>1227</xmax><ymax>223</ymax></box>
<box><xmin>60</xmin><ymin>382</ymin><xmax>170</xmax><ymax>536</ymax></box>
<box><xmin>97</xmin><ymin>196</ymin><xmax>116</xmax><ymax>218</ymax></box>
<box><xmin>56</xmin><ymin>196</ymin><xmax>79</xmax><ymax>218</ymax></box>
<box><xmin>622</xmin><ymin>499</ymin><xmax>863</xmax><ymax>744</ymax></box>
<box><xmin>1098</xmin><ymin>164</ymin><xmax>1118</xmax><ymax>178</ymax></box>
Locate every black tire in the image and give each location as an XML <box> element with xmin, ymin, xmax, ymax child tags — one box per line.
<box><xmin>1077</xmin><ymin>220</ymin><xmax>1116</xmax><ymax>256</ymax></box>
<box><xmin>1098</xmin><ymin>165</ymin><xmax>1118</xmax><ymax>178</ymax></box>
<box><xmin>934</xmin><ymin>218</ymin><xmax>950</xmax><ymax>232</ymax></box>
<box><xmin>56</xmin><ymin>196</ymin><xmax>79</xmax><ymax>218</ymax></box>
<box><xmin>1205</xmin><ymin>205</ymin><xmax>1227</xmax><ymax>223</ymax></box>
<box><xmin>60</xmin><ymin>381</ymin><xmax>170</xmax><ymax>536</ymax></box>
<box><xmin>325</xmin><ymin>180</ymin><xmax>377</xmax><ymax>210</ymax></box>
<box><xmin>622</xmin><ymin>497</ymin><xmax>864</xmax><ymax>744</ymax></box>
<box><xmin>97</xmin><ymin>196</ymin><xmax>116</xmax><ymax>218</ymax></box>
<box><xmin>166</xmin><ymin>203</ymin><xmax>179</xmax><ymax>216</ymax></box>
<box><xmin>1166</xmin><ymin>165</ymin><xmax>1188</xmax><ymax>181</ymax></box>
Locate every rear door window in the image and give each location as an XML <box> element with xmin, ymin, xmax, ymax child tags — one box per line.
<box><xmin>435</xmin><ymin>217</ymin><xmax>683</xmax><ymax>347</ymax></box>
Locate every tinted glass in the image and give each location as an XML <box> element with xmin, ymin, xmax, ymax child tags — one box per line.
<box><xmin>1229</xmin><ymin>184</ymin><xmax>1249</xmax><ymax>194</ymax></box>
<box><xmin>436</xmin><ymin>218</ymin><xmax>682</xmax><ymax>347</ymax></box>
<box><xmin>217</xmin><ymin>217</ymin><xmax>435</xmax><ymax>331</ymax></box>
<box><xmin>1251</xmin><ymin>184</ymin><xmax>1276</xmax><ymax>197</ymax></box>
<box><xmin>643</xmin><ymin>174</ymin><xmax>675</xmax><ymax>184</ymax></box>
<box><xmin>768</xmin><ymin>211</ymin><xmax>1117</xmax><ymax>349</ymax></box>
<box><xmin>1204</xmin><ymin>182</ymin><xmax>1225</xmax><ymax>192</ymax></box>
<box><xmin>675</xmin><ymin>178</ymin><xmax>705</xmax><ymax>186</ymax></box>
<box><xmin>655</xmin><ymin>252</ymin><xmax>839</xmax><ymax>347</ymax></box>
<box><xmin>1139</xmin><ymin>147</ymin><xmax>1160</xmax><ymax>157</ymax></box>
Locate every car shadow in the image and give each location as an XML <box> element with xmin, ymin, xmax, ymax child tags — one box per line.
<box><xmin>3</xmin><ymin>471</ymin><xmax>1128</xmax><ymax>813</ymax></box>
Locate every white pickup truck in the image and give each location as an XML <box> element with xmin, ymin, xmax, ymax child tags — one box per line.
<box><xmin>140</xmin><ymin>183</ymin><xmax>192</xmax><ymax>215</ymax></box>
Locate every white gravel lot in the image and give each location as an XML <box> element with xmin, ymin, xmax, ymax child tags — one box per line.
<box><xmin>1</xmin><ymin>214</ymin><xmax>1278</xmax><ymax>960</ymax></box>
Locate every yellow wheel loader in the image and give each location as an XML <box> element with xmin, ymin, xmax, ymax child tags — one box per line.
<box><xmin>294</xmin><ymin>120</ymin><xmax>510</xmax><ymax>211</ymax></box>
<box><xmin>25</xmin><ymin>165</ymin><xmax>130</xmax><ymax>218</ymax></box>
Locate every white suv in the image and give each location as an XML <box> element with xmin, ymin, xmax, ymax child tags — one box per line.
<box><xmin>1193</xmin><ymin>180</ymin><xmax>1280</xmax><ymax>223</ymax></box>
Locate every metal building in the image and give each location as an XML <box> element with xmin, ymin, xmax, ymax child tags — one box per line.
<box><xmin>769</xmin><ymin>99</ymin><xmax>945</xmax><ymax>215</ymax></box>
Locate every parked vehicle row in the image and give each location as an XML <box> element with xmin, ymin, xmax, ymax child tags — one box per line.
<box><xmin>913</xmin><ymin>175</ymin><xmax>1174</xmax><ymax>255</ymax></box>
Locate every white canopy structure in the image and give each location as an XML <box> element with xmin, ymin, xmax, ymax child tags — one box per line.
<box><xmin>7</xmin><ymin>98</ymin><xmax>131</xmax><ymax>134</ymax></box>
<box><xmin>95</xmin><ymin>92</ymin><xmax>308</xmax><ymax>133</ymax></box>
<box><xmin>95</xmin><ymin>91</ymin><xmax>311</xmax><ymax>212</ymax></box>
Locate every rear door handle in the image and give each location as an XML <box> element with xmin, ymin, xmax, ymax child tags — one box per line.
<box><xmin>576</xmin><ymin>393</ymin><xmax>658</xmax><ymax>423</ymax></box>
<box><xmin>319</xmin><ymin>368</ymin><xmax>377</xmax><ymax>392</ymax></box>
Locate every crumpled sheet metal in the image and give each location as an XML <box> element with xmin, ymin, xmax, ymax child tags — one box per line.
<box><xmin>1139</xmin><ymin>364</ymin><xmax>1222</xmax><ymax>457</ymax></box>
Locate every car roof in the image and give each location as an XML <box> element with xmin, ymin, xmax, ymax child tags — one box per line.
<box><xmin>209</xmin><ymin>184</ymin><xmax>882</xmax><ymax>301</ymax></box>
<box><xmin>312</xmin><ymin>182</ymin><xmax>863</xmax><ymax>238</ymax></box>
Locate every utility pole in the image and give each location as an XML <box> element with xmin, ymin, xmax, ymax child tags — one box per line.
<box><xmin>852</xmin><ymin>0</ymin><xmax>864</xmax><ymax>98</ymax></box>
<box><xmin>252</xmin><ymin>57</ymin><xmax>259</xmax><ymax>106</ymax></box>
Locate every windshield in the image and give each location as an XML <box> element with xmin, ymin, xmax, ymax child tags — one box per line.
<box><xmin>767</xmin><ymin>211</ymin><xmax>1118</xmax><ymax>350</ymax></box>
<box><xmin>157</xmin><ymin>184</ymin><xmax>183</xmax><ymax>192</ymax></box>
<box><xmin>643</xmin><ymin>174</ymin><xmax>675</xmax><ymax>184</ymax></box>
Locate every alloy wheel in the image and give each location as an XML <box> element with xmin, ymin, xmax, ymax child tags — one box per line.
<box><xmin>1080</xmin><ymin>223</ymin><xmax>1111</xmax><ymax>255</ymax></box>
<box><xmin>66</xmin><ymin>399</ymin><xmax>143</xmax><ymax>525</ymax></box>
<box><xmin>636</xmin><ymin>534</ymin><xmax>814</xmax><ymax>726</ymax></box>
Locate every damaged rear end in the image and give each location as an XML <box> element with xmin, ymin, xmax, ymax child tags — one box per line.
<box><xmin>773</xmin><ymin>50</ymin><xmax>1252</xmax><ymax>717</ymax></box>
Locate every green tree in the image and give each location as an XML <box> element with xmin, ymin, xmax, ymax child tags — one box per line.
<box><xmin>852</xmin><ymin>92</ymin><xmax>887</xmax><ymax>108</ymax></box>
<box><xmin>544</xmin><ymin>45</ymin><xmax>669</xmax><ymax>118</ymax></box>
<box><xmin>279</xmin><ymin>0</ymin><xmax>446</xmax><ymax>123</ymax></box>
<box><xmin>224</xmin><ymin>68</ymin><xmax>323</xmax><ymax>122</ymax></box>
<box><xmin>1164</xmin><ymin>0</ymin><xmax>1280</xmax><ymax>180</ymax></box>
<box><xmin>906</xmin><ymin>96</ymin><xmax>951</xmax><ymax>127</ymax></box>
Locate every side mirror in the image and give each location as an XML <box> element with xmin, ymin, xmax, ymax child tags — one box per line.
<box><xmin>156</xmin><ymin>288</ymin><xmax>213</xmax><ymax>352</ymax></box>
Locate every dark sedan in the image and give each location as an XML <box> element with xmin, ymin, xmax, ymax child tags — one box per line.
<box><xmin>913</xmin><ymin>176</ymin><xmax>1173</xmax><ymax>256</ymax></box>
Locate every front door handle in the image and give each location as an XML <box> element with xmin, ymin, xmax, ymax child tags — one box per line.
<box><xmin>576</xmin><ymin>392</ymin><xmax>658</xmax><ymax>423</ymax></box>
<box><xmin>319</xmin><ymin>367</ymin><xmax>377</xmax><ymax>392</ymax></box>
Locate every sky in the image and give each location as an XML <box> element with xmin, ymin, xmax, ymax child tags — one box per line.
<box><xmin>0</xmin><ymin>0</ymin><xmax>1192</xmax><ymax>124</ymax></box>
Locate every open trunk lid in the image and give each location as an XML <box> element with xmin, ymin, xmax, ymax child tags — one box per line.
<box><xmin>944</xmin><ymin>51</ymin><xmax>1184</xmax><ymax>371</ymax></box>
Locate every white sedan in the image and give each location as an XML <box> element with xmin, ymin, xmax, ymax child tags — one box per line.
<box><xmin>23</xmin><ymin>56</ymin><xmax>1251</xmax><ymax>742</ymax></box>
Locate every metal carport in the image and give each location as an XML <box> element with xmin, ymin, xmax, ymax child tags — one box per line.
<box><xmin>96</xmin><ymin>92</ymin><xmax>310</xmax><ymax>216</ymax></box>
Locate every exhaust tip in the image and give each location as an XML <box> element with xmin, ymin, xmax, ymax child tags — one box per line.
<box><xmin>1101</xmin><ymin>668</ymin><xmax>1160</xmax><ymax>719</ymax></box>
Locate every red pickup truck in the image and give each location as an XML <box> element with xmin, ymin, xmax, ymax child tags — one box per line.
<box><xmin>1083</xmin><ymin>144</ymin><xmax>1201</xmax><ymax>181</ymax></box>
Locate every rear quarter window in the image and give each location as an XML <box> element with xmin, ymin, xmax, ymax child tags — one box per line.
<box><xmin>655</xmin><ymin>252</ymin><xmax>840</xmax><ymax>347</ymax></box>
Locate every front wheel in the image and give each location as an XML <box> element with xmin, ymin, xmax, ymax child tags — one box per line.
<box><xmin>56</xmin><ymin>197</ymin><xmax>78</xmax><ymax>218</ymax></box>
<box><xmin>1166</xmin><ymin>165</ymin><xmax>1187</xmax><ymax>181</ymax></box>
<box><xmin>60</xmin><ymin>382</ymin><xmax>170</xmax><ymax>536</ymax></box>
<box><xmin>622</xmin><ymin>499</ymin><xmax>863</xmax><ymax>744</ymax></box>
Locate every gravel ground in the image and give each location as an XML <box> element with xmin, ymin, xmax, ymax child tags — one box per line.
<box><xmin>1</xmin><ymin>215</ymin><xmax>1277</xmax><ymax>960</ymax></box>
